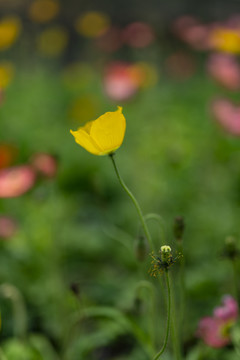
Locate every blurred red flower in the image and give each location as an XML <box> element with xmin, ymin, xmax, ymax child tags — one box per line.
<box><xmin>103</xmin><ymin>62</ymin><xmax>141</xmax><ymax>101</ymax></box>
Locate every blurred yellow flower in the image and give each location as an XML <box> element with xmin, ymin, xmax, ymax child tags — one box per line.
<box><xmin>210</xmin><ymin>28</ymin><xmax>240</xmax><ymax>54</ymax></box>
<box><xmin>0</xmin><ymin>16</ymin><xmax>21</xmax><ymax>50</ymax></box>
<box><xmin>70</xmin><ymin>107</ymin><xmax>126</xmax><ymax>155</ymax></box>
<box><xmin>75</xmin><ymin>11</ymin><xmax>110</xmax><ymax>38</ymax></box>
<box><xmin>29</xmin><ymin>0</ymin><xmax>59</xmax><ymax>23</ymax></box>
<box><xmin>0</xmin><ymin>62</ymin><xmax>15</xmax><ymax>88</ymax></box>
<box><xmin>37</xmin><ymin>26</ymin><xmax>68</xmax><ymax>57</ymax></box>
<box><xmin>69</xmin><ymin>95</ymin><xmax>99</xmax><ymax>124</ymax></box>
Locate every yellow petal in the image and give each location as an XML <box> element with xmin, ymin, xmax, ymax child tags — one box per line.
<box><xmin>90</xmin><ymin>106</ymin><xmax>126</xmax><ymax>155</ymax></box>
<box><xmin>70</xmin><ymin>129</ymin><xmax>103</xmax><ymax>155</ymax></box>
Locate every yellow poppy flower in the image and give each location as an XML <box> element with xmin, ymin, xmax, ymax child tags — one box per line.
<box><xmin>70</xmin><ymin>106</ymin><xmax>126</xmax><ymax>155</ymax></box>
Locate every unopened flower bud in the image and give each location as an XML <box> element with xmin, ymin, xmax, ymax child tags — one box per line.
<box><xmin>70</xmin><ymin>283</ymin><xmax>80</xmax><ymax>297</ymax></box>
<box><xmin>223</xmin><ymin>236</ymin><xmax>239</xmax><ymax>260</ymax></box>
<box><xmin>173</xmin><ymin>216</ymin><xmax>185</xmax><ymax>241</ymax></box>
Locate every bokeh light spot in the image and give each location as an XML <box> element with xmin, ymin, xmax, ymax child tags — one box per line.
<box><xmin>0</xmin><ymin>16</ymin><xmax>21</xmax><ymax>50</ymax></box>
<box><xmin>29</xmin><ymin>0</ymin><xmax>60</xmax><ymax>23</ymax></box>
<box><xmin>123</xmin><ymin>22</ymin><xmax>155</xmax><ymax>48</ymax></box>
<box><xmin>75</xmin><ymin>11</ymin><xmax>110</xmax><ymax>38</ymax></box>
<box><xmin>210</xmin><ymin>28</ymin><xmax>240</xmax><ymax>54</ymax></box>
<box><xmin>37</xmin><ymin>26</ymin><xmax>68</xmax><ymax>57</ymax></box>
<box><xmin>0</xmin><ymin>62</ymin><xmax>15</xmax><ymax>88</ymax></box>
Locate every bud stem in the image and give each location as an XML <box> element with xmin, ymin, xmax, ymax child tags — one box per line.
<box><xmin>109</xmin><ymin>154</ymin><xmax>154</xmax><ymax>251</ymax></box>
<box><xmin>153</xmin><ymin>270</ymin><xmax>171</xmax><ymax>360</ymax></box>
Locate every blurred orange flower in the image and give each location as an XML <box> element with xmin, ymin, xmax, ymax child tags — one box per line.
<box><xmin>0</xmin><ymin>144</ymin><xmax>17</xmax><ymax>169</ymax></box>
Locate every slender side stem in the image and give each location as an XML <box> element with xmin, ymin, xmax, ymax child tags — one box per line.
<box><xmin>153</xmin><ymin>271</ymin><xmax>171</xmax><ymax>360</ymax></box>
<box><xmin>144</xmin><ymin>213</ymin><xmax>166</xmax><ymax>245</ymax></box>
<box><xmin>178</xmin><ymin>240</ymin><xmax>185</xmax><ymax>353</ymax></box>
<box><xmin>109</xmin><ymin>154</ymin><xmax>154</xmax><ymax>251</ymax></box>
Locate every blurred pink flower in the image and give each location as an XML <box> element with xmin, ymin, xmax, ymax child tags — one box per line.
<box><xmin>211</xmin><ymin>99</ymin><xmax>240</xmax><ymax>136</ymax></box>
<box><xmin>207</xmin><ymin>53</ymin><xmax>240</xmax><ymax>90</ymax></box>
<box><xmin>172</xmin><ymin>16</ymin><xmax>210</xmax><ymax>50</ymax></box>
<box><xmin>0</xmin><ymin>216</ymin><xmax>17</xmax><ymax>239</ymax></box>
<box><xmin>31</xmin><ymin>153</ymin><xmax>57</xmax><ymax>178</ymax></box>
<box><xmin>122</xmin><ymin>22</ymin><xmax>155</xmax><ymax>48</ymax></box>
<box><xmin>197</xmin><ymin>295</ymin><xmax>238</xmax><ymax>348</ymax></box>
<box><xmin>225</xmin><ymin>14</ymin><xmax>240</xmax><ymax>30</ymax></box>
<box><xmin>214</xmin><ymin>295</ymin><xmax>238</xmax><ymax>320</ymax></box>
<box><xmin>0</xmin><ymin>165</ymin><xmax>36</xmax><ymax>198</ymax></box>
<box><xmin>103</xmin><ymin>62</ymin><xmax>140</xmax><ymax>101</ymax></box>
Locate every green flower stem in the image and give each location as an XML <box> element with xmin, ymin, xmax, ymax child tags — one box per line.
<box><xmin>109</xmin><ymin>154</ymin><xmax>154</xmax><ymax>251</ymax></box>
<box><xmin>177</xmin><ymin>240</ymin><xmax>185</xmax><ymax>353</ymax></box>
<box><xmin>153</xmin><ymin>271</ymin><xmax>171</xmax><ymax>360</ymax></box>
<box><xmin>135</xmin><ymin>280</ymin><xmax>156</xmax><ymax>349</ymax></box>
<box><xmin>170</xmin><ymin>274</ymin><xmax>182</xmax><ymax>360</ymax></box>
